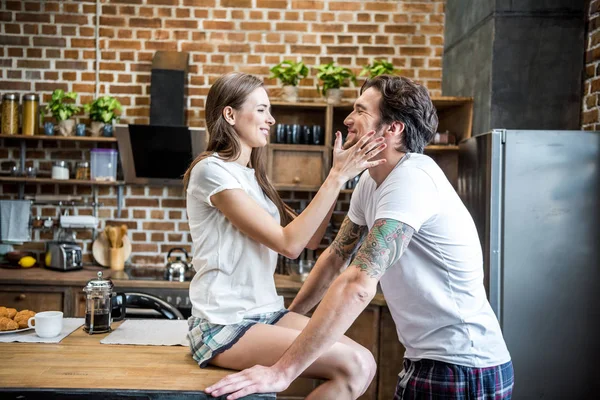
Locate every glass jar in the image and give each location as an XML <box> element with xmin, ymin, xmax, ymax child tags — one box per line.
<box><xmin>21</xmin><ymin>93</ymin><xmax>39</xmax><ymax>136</ymax></box>
<box><xmin>1</xmin><ymin>93</ymin><xmax>19</xmax><ymax>135</ymax></box>
<box><xmin>51</xmin><ymin>161</ymin><xmax>70</xmax><ymax>180</ymax></box>
<box><xmin>75</xmin><ymin>161</ymin><xmax>90</xmax><ymax>180</ymax></box>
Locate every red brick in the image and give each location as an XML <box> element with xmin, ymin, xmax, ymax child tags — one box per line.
<box><xmin>34</xmin><ymin>82</ymin><xmax>68</xmax><ymax>92</ymax></box>
<box><xmin>71</xmin><ymin>38</ymin><xmax>95</xmax><ymax>48</ymax></box>
<box><xmin>33</xmin><ymin>37</ymin><xmax>66</xmax><ymax>47</ymax></box>
<box><xmin>56</xmin><ymin>61</ymin><xmax>88</xmax><ymax>70</ymax></box>
<box><xmin>55</xmin><ymin>15</ymin><xmax>89</xmax><ymax>25</ymax></box>
<box><xmin>0</xmin><ymin>35</ymin><xmax>29</xmax><ymax>46</ymax></box>
<box><xmin>16</xmin><ymin>12</ymin><xmax>50</xmax><ymax>23</ymax></box>
<box><xmin>402</xmin><ymin>3</ymin><xmax>436</xmax><ymax>13</ymax></box>
<box><xmin>183</xmin><ymin>0</ymin><xmax>216</xmax><ymax>5</ymax></box>
<box><xmin>130</xmin><ymin>18</ymin><xmax>162</xmax><ymax>28</ymax></box>
<box><xmin>165</xmin><ymin>19</ymin><xmax>198</xmax><ymax>29</ymax></box>
<box><xmin>145</xmin><ymin>41</ymin><xmax>178</xmax><ymax>51</ymax></box>
<box><xmin>222</xmin><ymin>0</ymin><xmax>252</xmax><ymax>7</ymax></box>
<box><xmin>290</xmin><ymin>45</ymin><xmax>321</xmax><ymax>54</ymax></box>
<box><xmin>142</xmin><ymin>222</ymin><xmax>175</xmax><ymax>231</ymax></box>
<box><xmin>4</xmin><ymin>24</ymin><xmax>20</xmax><ymax>34</ymax></box>
<box><xmin>363</xmin><ymin>46</ymin><xmax>395</xmax><ymax>55</ymax></box>
<box><xmin>348</xmin><ymin>24</ymin><xmax>379</xmax><ymax>33</ymax></box>
<box><xmin>99</xmin><ymin>62</ymin><xmax>126</xmax><ymax>71</ymax></box>
<box><xmin>147</xmin><ymin>0</ymin><xmax>179</xmax><ymax>5</ymax></box>
<box><xmin>240</xmin><ymin>22</ymin><xmax>271</xmax><ymax>30</ymax></box>
<box><xmin>8</xmin><ymin>48</ymin><xmax>23</xmax><ymax>57</ymax></box>
<box><xmin>100</xmin><ymin>16</ymin><xmax>126</xmax><ymax>27</ymax></box>
<box><xmin>327</xmin><ymin>46</ymin><xmax>358</xmax><ymax>55</ymax></box>
<box><xmin>292</xmin><ymin>1</ymin><xmax>324</xmax><ymax>9</ymax></box>
<box><xmin>203</xmin><ymin>21</ymin><xmax>235</xmax><ymax>30</ymax></box>
<box><xmin>17</xmin><ymin>60</ymin><xmax>50</xmax><ymax>69</ymax></box>
<box><xmin>399</xmin><ymin>46</ymin><xmax>432</xmax><ymax>56</ymax></box>
<box><xmin>108</xmin><ymin>40</ymin><xmax>142</xmax><ymax>50</ymax></box>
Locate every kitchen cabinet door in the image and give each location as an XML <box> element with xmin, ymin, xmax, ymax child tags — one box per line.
<box><xmin>0</xmin><ymin>286</ymin><xmax>64</xmax><ymax>313</ymax></box>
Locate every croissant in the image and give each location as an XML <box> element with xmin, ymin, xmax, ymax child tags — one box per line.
<box><xmin>6</xmin><ymin>308</ymin><xmax>17</xmax><ymax>319</ymax></box>
<box><xmin>14</xmin><ymin>309</ymin><xmax>32</xmax><ymax>320</ymax></box>
<box><xmin>0</xmin><ymin>317</ymin><xmax>18</xmax><ymax>331</ymax></box>
<box><xmin>0</xmin><ymin>307</ymin><xmax>8</xmax><ymax>318</ymax></box>
<box><xmin>14</xmin><ymin>311</ymin><xmax>35</xmax><ymax>329</ymax></box>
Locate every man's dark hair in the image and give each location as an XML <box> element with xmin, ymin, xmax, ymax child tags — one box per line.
<box><xmin>361</xmin><ymin>75</ymin><xmax>438</xmax><ymax>154</ymax></box>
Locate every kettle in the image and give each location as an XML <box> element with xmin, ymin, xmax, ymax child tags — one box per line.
<box><xmin>164</xmin><ymin>248</ymin><xmax>192</xmax><ymax>282</ymax></box>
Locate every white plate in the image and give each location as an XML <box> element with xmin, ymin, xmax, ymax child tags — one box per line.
<box><xmin>0</xmin><ymin>327</ymin><xmax>34</xmax><ymax>335</ymax></box>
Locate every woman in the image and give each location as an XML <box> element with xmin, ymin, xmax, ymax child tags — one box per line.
<box><xmin>183</xmin><ymin>73</ymin><xmax>386</xmax><ymax>399</ymax></box>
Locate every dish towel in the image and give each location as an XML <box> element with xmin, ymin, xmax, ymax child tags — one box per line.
<box><xmin>100</xmin><ymin>319</ymin><xmax>189</xmax><ymax>346</ymax></box>
<box><xmin>0</xmin><ymin>200</ymin><xmax>32</xmax><ymax>243</ymax></box>
<box><xmin>0</xmin><ymin>318</ymin><xmax>84</xmax><ymax>343</ymax></box>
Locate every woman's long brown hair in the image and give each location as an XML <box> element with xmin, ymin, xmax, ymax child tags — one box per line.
<box><xmin>183</xmin><ymin>72</ymin><xmax>295</xmax><ymax>226</ymax></box>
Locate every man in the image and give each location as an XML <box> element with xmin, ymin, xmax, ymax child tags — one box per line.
<box><xmin>206</xmin><ymin>75</ymin><xmax>513</xmax><ymax>400</ymax></box>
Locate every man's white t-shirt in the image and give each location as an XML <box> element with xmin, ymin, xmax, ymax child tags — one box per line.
<box><xmin>348</xmin><ymin>153</ymin><xmax>511</xmax><ymax>368</ymax></box>
<box><xmin>186</xmin><ymin>155</ymin><xmax>284</xmax><ymax>325</ymax></box>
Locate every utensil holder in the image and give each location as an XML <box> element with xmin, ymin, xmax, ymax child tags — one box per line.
<box><xmin>109</xmin><ymin>247</ymin><xmax>125</xmax><ymax>271</ymax></box>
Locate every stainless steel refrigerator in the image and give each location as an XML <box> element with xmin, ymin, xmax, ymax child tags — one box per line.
<box><xmin>458</xmin><ymin>130</ymin><xmax>600</xmax><ymax>399</ymax></box>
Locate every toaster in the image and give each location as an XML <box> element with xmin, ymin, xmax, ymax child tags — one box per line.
<box><xmin>45</xmin><ymin>242</ymin><xmax>83</xmax><ymax>271</ymax></box>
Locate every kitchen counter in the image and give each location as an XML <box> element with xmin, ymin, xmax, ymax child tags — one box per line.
<box><xmin>0</xmin><ymin>321</ymin><xmax>269</xmax><ymax>400</ymax></box>
<box><xmin>0</xmin><ymin>265</ymin><xmax>387</xmax><ymax>306</ymax></box>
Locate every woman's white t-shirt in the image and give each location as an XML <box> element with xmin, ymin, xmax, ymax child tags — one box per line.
<box><xmin>186</xmin><ymin>155</ymin><xmax>284</xmax><ymax>325</ymax></box>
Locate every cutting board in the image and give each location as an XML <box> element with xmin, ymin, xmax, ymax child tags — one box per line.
<box><xmin>92</xmin><ymin>231</ymin><xmax>132</xmax><ymax>267</ymax></box>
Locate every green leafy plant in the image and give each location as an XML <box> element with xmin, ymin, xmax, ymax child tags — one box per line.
<box><xmin>84</xmin><ymin>96</ymin><xmax>122</xmax><ymax>124</ymax></box>
<box><xmin>360</xmin><ymin>60</ymin><xmax>399</xmax><ymax>79</ymax></box>
<box><xmin>44</xmin><ymin>89</ymin><xmax>80</xmax><ymax>122</ymax></box>
<box><xmin>269</xmin><ymin>60</ymin><xmax>309</xmax><ymax>87</ymax></box>
<box><xmin>315</xmin><ymin>62</ymin><xmax>356</xmax><ymax>96</ymax></box>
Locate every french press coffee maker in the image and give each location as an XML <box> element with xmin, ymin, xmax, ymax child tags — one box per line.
<box><xmin>83</xmin><ymin>271</ymin><xmax>126</xmax><ymax>334</ymax></box>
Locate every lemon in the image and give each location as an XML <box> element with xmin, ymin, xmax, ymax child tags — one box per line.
<box><xmin>45</xmin><ymin>252</ymin><xmax>51</xmax><ymax>266</ymax></box>
<box><xmin>18</xmin><ymin>256</ymin><xmax>36</xmax><ymax>268</ymax></box>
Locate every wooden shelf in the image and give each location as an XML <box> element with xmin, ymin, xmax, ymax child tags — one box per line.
<box><xmin>275</xmin><ymin>185</ymin><xmax>320</xmax><ymax>192</ymax></box>
<box><xmin>270</xmin><ymin>101</ymin><xmax>328</xmax><ymax>108</ymax></box>
<box><xmin>0</xmin><ymin>177</ymin><xmax>125</xmax><ymax>186</ymax></box>
<box><xmin>269</xmin><ymin>144</ymin><xmax>327</xmax><ymax>151</ymax></box>
<box><xmin>0</xmin><ymin>134</ymin><xmax>117</xmax><ymax>142</ymax></box>
<box><xmin>425</xmin><ymin>145</ymin><xmax>459</xmax><ymax>151</ymax></box>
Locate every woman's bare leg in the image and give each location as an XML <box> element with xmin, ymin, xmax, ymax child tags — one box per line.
<box><xmin>210</xmin><ymin>312</ymin><xmax>377</xmax><ymax>400</ymax></box>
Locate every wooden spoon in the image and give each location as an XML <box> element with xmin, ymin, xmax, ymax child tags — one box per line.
<box><xmin>119</xmin><ymin>224</ymin><xmax>128</xmax><ymax>248</ymax></box>
<box><xmin>107</xmin><ymin>226</ymin><xmax>118</xmax><ymax>249</ymax></box>
<box><xmin>104</xmin><ymin>226</ymin><xmax>113</xmax><ymax>248</ymax></box>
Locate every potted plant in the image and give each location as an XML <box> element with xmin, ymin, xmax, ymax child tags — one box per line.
<box><xmin>360</xmin><ymin>59</ymin><xmax>399</xmax><ymax>79</ymax></box>
<box><xmin>269</xmin><ymin>60</ymin><xmax>309</xmax><ymax>102</ymax></box>
<box><xmin>84</xmin><ymin>96</ymin><xmax>122</xmax><ymax>137</ymax></box>
<box><xmin>315</xmin><ymin>62</ymin><xmax>356</xmax><ymax>104</ymax></box>
<box><xmin>44</xmin><ymin>89</ymin><xmax>80</xmax><ymax>136</ymax></box>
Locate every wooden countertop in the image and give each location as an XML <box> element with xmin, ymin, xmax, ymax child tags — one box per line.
<box><xmin>0</xmin><ymin>266</ymin><xmax>387</xmax><ymax>306</ymax></box>
<box><xmin>0</xmin><ymin>321</ymin><xmax>232</xmax><ymax>396</ymax></box>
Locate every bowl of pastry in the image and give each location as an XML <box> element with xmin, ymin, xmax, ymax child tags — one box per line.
<box><xmin>0</xmin><ymin>307</ymin><xmax>36</xmax><ymax>333</ymax></box>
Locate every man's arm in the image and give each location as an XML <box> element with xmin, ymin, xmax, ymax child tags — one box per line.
<box><xmin>205</xmin><ymin>218</ymin><xmax>414</xmax><ymax>399</ymax></box>
<box><xmin>289</xmin><ymin>216</ymin><xmax>368</xmax><ymax>315</ymax></box>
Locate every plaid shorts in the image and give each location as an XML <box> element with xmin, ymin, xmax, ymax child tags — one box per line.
<box><xmin>394</xmin><ymin>359</ymin><xmax>514</xmax><ymax>400</ymax></box>
<box><xmin>187</xmin><ymin>309</ymin><xmax>289</xmax><ymax>368</ymax></box>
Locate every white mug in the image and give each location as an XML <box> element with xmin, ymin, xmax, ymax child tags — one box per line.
<box><xmin>28</xmin><ymin>311</ymin><xmax>63</xmax><ymax>338</ymax></box>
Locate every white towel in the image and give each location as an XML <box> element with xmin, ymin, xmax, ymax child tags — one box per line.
<box><xmin>0</xmin><ymin>318</ymin><xmax>84</xmax><ymax>343</ymax></box>
<box><xmin>0</xmin><ymin>200</ymin><xmax>32</xmax><ymax>243</ymax></box>
<box><xmin>100</xmin><ymin>319</ymin><xmax>189</xmax><ymax>346</ymax></box>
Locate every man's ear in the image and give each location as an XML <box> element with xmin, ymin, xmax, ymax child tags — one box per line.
<box><xmin>223</xmin><ymin>106</ymin><xmax>235</xmax><ymax>126</ymax></box>
<box><xmin>386</xmin><ymin>121</ymin><xmax>405</xmax><ymax>138</ymax></box>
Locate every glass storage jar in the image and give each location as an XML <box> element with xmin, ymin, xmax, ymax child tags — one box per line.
<box><xmin>75</xmin><ymin>161</ymin><xmax>90</xmax><ymax>180</ymax></box>
<box><xmin>21</xmin><ymin>93</ymin><xmax>39</xmax><ymax>136</ymax></box>
<box><xmin>1</xmin><ymin>93</ymin><xmax>19</xmax><ymax>135</ymax></box>
<box><xmin>51</xmin><ymin>161</ymin><xmax>70</xmax><ymax>180</ymax></box>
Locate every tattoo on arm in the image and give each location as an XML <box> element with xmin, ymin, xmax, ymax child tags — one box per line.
<box><xmin>331</xmin><ymin>217</ymin><xmax>368</xmax><ymax>262</ymax></box>
<box><xmin>352</xmin><ymin>218</ymin><xmax>414</xmax><ymax>279</ymax></box>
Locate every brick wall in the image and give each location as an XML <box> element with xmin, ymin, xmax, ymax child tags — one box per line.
<box><xmin>0</xmin><ymin>0</ymin><xmax>445</xmax><ymax>268</ymax></box>
<box><xmin>584</xmin><ymin>0</ymin><xmax>600</xmax><ymax>129</ymax></box>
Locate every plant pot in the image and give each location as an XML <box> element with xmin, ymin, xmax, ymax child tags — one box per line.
<box><xmin>89</xmin><ymin>121</ymin><xmax>104</xmax><ymax>137</ymax></box>
<box><xmin>282</xmin><ymin>85</ymin><xmax>298</xmax><ymax>103</ymax></box>
<box><xmin>326</xmin><ymin>88</ymin><xmax>343</xmax><ymax>105</ymax></box>
<box><xmin>57</xmin><ymin>119</ymin><xmax>75</xmax><ymax>136</ymax></box>
<box><xmin>43</xmin><ymin>122</ymin><xmax>55</xmax><ymax>136</ymax></box>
